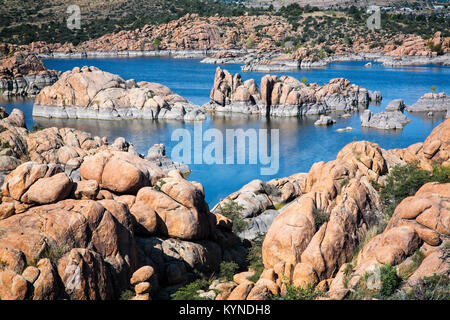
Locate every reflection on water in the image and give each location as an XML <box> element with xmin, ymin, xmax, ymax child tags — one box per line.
<box><xmin>0</xmin><ymin>58</ymin><xmax>449</xmax><ymax>205</ymax></box>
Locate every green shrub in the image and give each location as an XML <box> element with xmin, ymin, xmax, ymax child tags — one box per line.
<box><xmin>275</xmin><ymin>283</ymin><xmax>326</xmax><ymax>300</ymax></box>
<box><xmin>246</xmin><ymin>233</ymin><xmax>265</xmax><ymax>283</ymax></box>
<box><xmin>216</xmin><ymin>200</ymin><xmax>248</xmax><ymax>234</ymax></box>
<box><xmin>378</xmin><ymin>264</ymin><xmax>401</xmax><ymax>298</ymax></box>
<box><xmin>31</xmin><ymin>124</ymin><xmax>44</xmax><ymax>132</ymax></box>
<box><xmin>380</xmin><ymin>163</ymin><xmax>450</xmax><ymax>217</ymax></box>
<box><xmin>313</xmin><ymin>208</ymin><xmax>329</xmax><ymax>229</ymax></box>
<box><xmin>171</xmin><ymin>279</ymin><xmax>209</xmax><ymax>300</ymax></box>
<box><xmin>119</xmin><ymin>289</ymin><xmax>135</xmax><ymax>300</ymax></box>
<box><xmin>219</xmin><ymin>261</ymin><xmax>239</xmax><ymax>281</ymax></box>
<box><xmin>245</xmin><ymin>37</ymin><xmax>255</xmax><ymax>48</ymax></box>
<box><xmin>399</xmin><ymin>250</ymin><xmax>425</xmax><ymax>279</ymax></box>
<box><xmin>393</xmin><ymin>274</ymin><xmax>450</xmax><ymax>300</ymax></box>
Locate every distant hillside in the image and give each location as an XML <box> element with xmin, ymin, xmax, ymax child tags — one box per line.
<box><xmin>244</xmin><ymin>0</ymin><xmax>424</xmax><ymax>9</ymax></box>
<box><xmin>0</xmin><ymin>0</ymin><xmax>255</xmax><ymax>45</ymax></box>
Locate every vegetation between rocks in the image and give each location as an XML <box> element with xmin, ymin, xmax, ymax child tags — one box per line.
<box><xmin>380</xmin><ymin>163</ymin><xmax>450</xmax><ymax>218</ymax></box>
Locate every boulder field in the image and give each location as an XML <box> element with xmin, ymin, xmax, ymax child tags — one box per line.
<box><xmin>0</xmin><ymin>110</ymin><xmax>246</xmax><ymax>300</ymax></box>
<box><xmin>204</xmin><ymin>67</ymin><xmax>381</xmax><ymax>117</ymax></box>
<box><xmin>33</xmin><ymin>66</ymin><xmax>206</xmax><ymax>121</ymax></box>
<box><xmin>206</xmin><ymin>118</ymin><xmax>449</xmax><ymax>300</ymax></box>
<box><xmin>0</xmin><ymin>109</ymin><xmax>448</xmax><ymax>300</ymax></box>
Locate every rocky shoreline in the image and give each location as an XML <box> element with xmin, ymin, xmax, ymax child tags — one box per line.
<box><xmin>34</xmin><ymin>49</ymin><xmax>450</xmax><ymax>72</ymax></box>
<box><xmin>0</xmin><ymin>100</ymin><xmax>448</xmax><ymax>300</ymax></box>
<box><xmin>0</xmin><ymin>52</ymin><xmax>59</xmax><ymax>96</ymax></box>
<box><xmin>407</xmin><ymin>92</ymin><xmax>450</xmax><ymax>114</ymax></box>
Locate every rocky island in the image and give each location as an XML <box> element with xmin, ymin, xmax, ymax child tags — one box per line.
<box><xmin>33</xmin><ymin>66</ymin><xmax>206</xmax><ymax>121</ymax></box>
<box><xmin>406</xmin><ymin>92</ymin><xmax>450</xmax><ymax>114</ymax></box>
<box><xmin>204</xmin><ymin>67</ymin><xmax>381</xmax><ymax>117</ymax></box>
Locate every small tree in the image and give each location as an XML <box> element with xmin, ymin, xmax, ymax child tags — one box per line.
<box><xmin>219</xmin><ymin>261</ymin><xmax>239</xmax><ymax>281</ymax></box>
<box><xmin>153</xmin><ymin>38</ymin><xmax>161</xmax><ymax>50</ymax></box>
<box><xmin>216</xmin><ymin>200</ymin><xmax>248</xmax><ymax>234</ymax></box>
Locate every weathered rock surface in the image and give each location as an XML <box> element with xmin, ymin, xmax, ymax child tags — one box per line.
<box><xmin>360</xmin><ymin>110</ymin><xmax>410</xmax><ymax>130</ymax></box>
<box><xmin>390</xmin><ymin>118</ymin><xmax>450</xmax><ymax>170</ymax></box>
<box><xmin>0</xmin><ymin>52</ymin><xmax>58</xmax><ymax>96</ymax></box>
<box><xmin>314</xmin><ymin>115</ymin><xmax>336</xmax><ymax>126</ymax></box>
<box><xmin>385</xmin><ymin>99</ymin><xmax>405</xmax><ymax>112</ymax></box>
<box><xmin>252</xmin><ymin>138</ymin><xmax>427</xmax><ymax>298</ymax></box>
<box><xmin>212</xmin><ymin>174</ymin><xmax>305</xmax><ymax>240</ymax></box>
<box><xmin>328</xmin><ymin>182</ymin><xmax>449</xmax><ymax>299</ymax></box>
<box><xmin>406</xmin><ymin>92</ymin><xmax>450</xmax><ymax>113</ymax></box>
<box><xmin>80</xmin><ymin>150</ymin><xmax>165</xmax><ymax>194</ymax></box>
<box><xmin>205</xmin><ymin>67</ymin><xmax>379</xmax><ymax>117</ymax></box>
<box><xmin>34</xmin><ymin>66</ymin><xmax>205</xmax><ymax>121</ymax></box>
<box><xmin>0</xmin><ymin>199</ymin><xmax>138</xmax><ymax>299</ymax></box>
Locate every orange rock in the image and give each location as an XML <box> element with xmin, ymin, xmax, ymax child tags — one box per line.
<box><xmin>227</xmin><ymin>281</ymin><xmax>254</xmax><ymax>300</ymax></box>
<box><xmin>233</xmin><ymin>270</ymin><xmax>255</xmax><ymax>285</ymax></box>
<box><xmin>0</xmin><ymin>269</ymin><xmax>28</xmax><ymax>300</ymax></box>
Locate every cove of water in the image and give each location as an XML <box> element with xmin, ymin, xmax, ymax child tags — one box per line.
<box><xmin>1</xmin><ymin>57</ymin><xmax>448</xmax><ymax>205</ymax></box>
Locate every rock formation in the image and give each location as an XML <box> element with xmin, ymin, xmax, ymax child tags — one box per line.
<box><xmin>406</xmin><ymin>92</ymin><xmax>450</xmax><ymax>113</ymax></box>
<box><xmin>360</xmin><ymin>110</ymin><xmax>410</xmax><ymax>130</ymax></box>
<box><xmin>211</xmin><ymin>174</ymin><xmax>306</xmax><ymax>240</ymax></box>
<box><xmin>0</xmin><ymin>52</ymin><xmax>59</xmax><ymax>96</ymax></box>
<box><xmin>385</xmin><ymin>99</ymin><xmax>405</xmax><ymax>112</ymax></box>
<box><xmin>0</xmin><ymin>104</ymin><xmax>449</xmax><ymax>301</ymax></box>
<box><xmin>204</xmin><ymin>67</ymin><xmax>380</xmax><ymax>117</ymax></box>
<box><xmin>0</xmin><ymin>114</ymin><xmax>246</xmax><ymax>300</ymax></box>
<box><xmin>328</xmin><ymin>182</ymin><xmax>449</xmax><ymax>299</ymax></box>
<box><xmin>314</xmin><ymin>115</ymin><xmax>336</xmax><ymax>126</ymax></box>
<box><xmin>216</xmin><ymin>119</ymin><xmax>449</xmax><ymax>300</ymax></box>
<box><xmin>33</xmin><ymin>66</ymin><xmax>206</xmax><ymax>121</ymax></box>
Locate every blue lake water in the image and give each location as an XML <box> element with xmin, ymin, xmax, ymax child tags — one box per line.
<box><xmin>1</xmin><ymin>57</ymin><xmax>449</xmax><ymax>205</ymax></box>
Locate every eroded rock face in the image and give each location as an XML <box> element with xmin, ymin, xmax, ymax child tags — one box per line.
<box><xmin>391</xmin><ymin>118</ymin><xmax>450</xmax><ymax>170</ymax></box>
<box><xmin>262</xmin><ymin>141</ymin><xmax>391</xmax><ymax>287</ymax></box>
<box><xmin>136</xmin><ymin>237</ymin><xmax>222</xmax><ymax>288</ymax></box>
<box><xmin>131</xmin><ymin>170</ymin><xmax>214</xmax><ymax>240</ymax></box>
<box><xmin>0</xmin><ymin>199</ymin><xmax>138</xmax><ymax>299</ymax></box>
<box><xmin>212</xmin><ymin>174</ymin><xmax>305</xmax><ymax>240</ymax></box>
<box><xmin>34</xmin><ymin>66</ymin><xmax>205</xmax><ymax>121</ymax></box>
<box><xmin>0</xmin><ymin>52</ymin><xmax>59</xmax><ymax>96</ymax></box>
<box><xmin>360</xmin><ymin>110</ymin><xmax>410</xmax><ymax>130</ymax></box>
<box><xmin>80</xmin><ymin>150</ymin><xmax>165</xmax><ymax>194</ymax></box>
<box><xmin>406</xmin><ymin>92</ymin><xmax>450</xmax><ymax>113</ymax></box>
<box><xmin>328</xmin><ymin>182</ymin><xmax>449</xmax><ymax>299</ymax></box>
<box><xmin>205</xmin><ymin>67</ymin><xmax>378</xmax><ymax>117</ymax></box>
<box><xmin>0</xmin><ymin>111</ymin><xmax>247</xmax><ymax>300</ymax></box>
